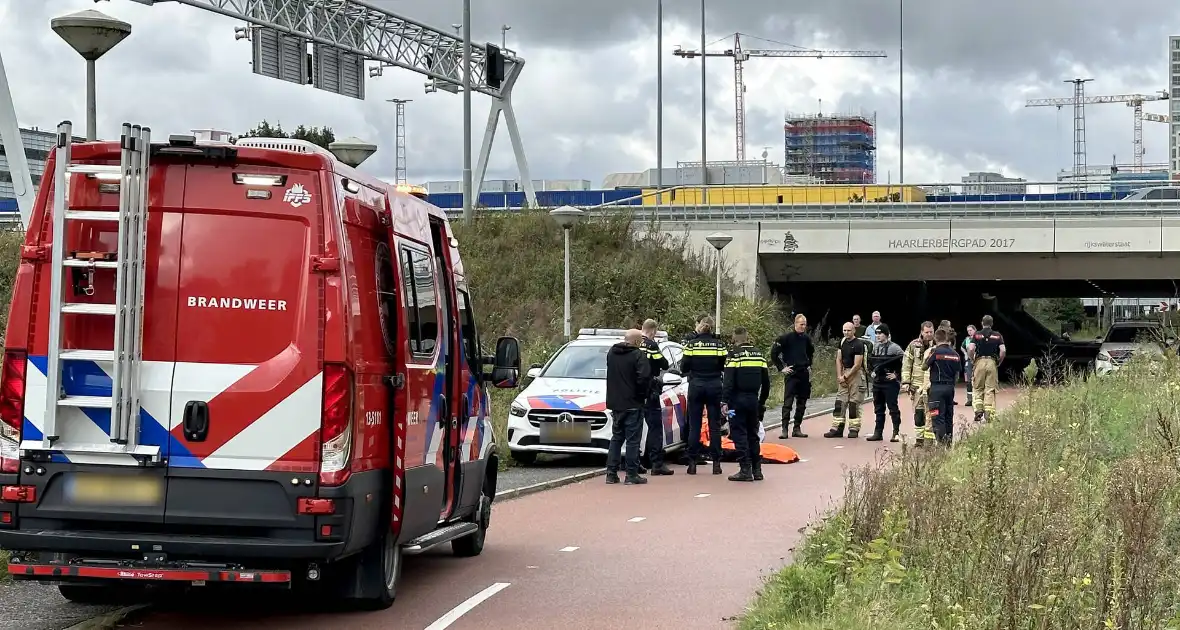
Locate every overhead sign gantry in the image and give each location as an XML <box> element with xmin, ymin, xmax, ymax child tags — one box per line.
<box><xmin>0</xmin><ymin>0</ymin><xmax>538</xmax><ymax>224</ymax></box>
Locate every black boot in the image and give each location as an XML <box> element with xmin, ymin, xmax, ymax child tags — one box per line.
<box><xmin>824</xmin><ymin>424</ymin><xmax>844</xmax><ymax>438</ymax></box>
<box><xmin>792</xmin><ymin>423</ymin><xmax>808</xmax><ymax>438</ymax></box>
<box><xmin>712</xmin><ymin>461</ymin><xmax>723</xmax><ymax>475</ymax></box>
<box><xmin>650</xmin><ymin>465</ymin><xmax>675</xmax><ymax>476</ymax></box>
<box><xmin>687</xmin><ymin>462</ymin><xmax>697</xmax><ymax>475</ymax></box>
<box><xmin>605</xmin><ymin>472</ymin><xmax>620</xmax><ymax>484</ymax></box>
<box><xmin>847</xmin><ymin>427</ymin><xmax>860</xmax><ymax>439</ymax></box>
<box><xmin>624</xmin><ymin>472</ymin><xmax>648</xmax><ymax>485</ymax></box>
<box><xmin>890</xmin><ymin>429</ymin><xmax>901</xmax><ymax>443</ymax></box>
<box><xmin>728</xmin><ymin>465</ymin><xmax>754</xmax><ymax>482</ymax></box>
<box><xmin>752</xmin><ymin>461</ymin><xmax>764</xmax><ymax>481</ymax></box>
<box><xmin>866</xmin><ymin>431</ymin><xmax>884</xmax><ymax>442</ymax></box>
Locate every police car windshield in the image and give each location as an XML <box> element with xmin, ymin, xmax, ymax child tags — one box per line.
<box><xmin>1105</xmin><ymin>326</ymin><xmax>1159</xmax><ymax>344</ymax></box>
<box><xmin>541</xmin><ymin>344</ymin><xmax>610</xmax><ymax>379</ymax></box>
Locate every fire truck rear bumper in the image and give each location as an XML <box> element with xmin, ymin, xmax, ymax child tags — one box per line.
<box><xmin>0</xmin><ymin>529</ymin><xmax>345</xmax><ymax>560</ymax></box>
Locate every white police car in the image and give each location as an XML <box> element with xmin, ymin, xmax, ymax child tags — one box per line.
<box><xmin>506</xmin><ymin>328</ymin><xmax>689</xmax><ymax>464</ymax></box>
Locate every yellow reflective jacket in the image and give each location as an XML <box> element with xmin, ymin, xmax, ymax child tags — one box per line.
<box><xmin>901</xmin><ymin>338</ymin><xmax>931</xmax><ymax>389</ymax></box>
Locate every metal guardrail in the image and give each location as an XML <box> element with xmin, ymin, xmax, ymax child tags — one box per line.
<box><xmin>445</xmin><ymin>200</ymin><xmax>1180</xmax><ymax>222</ymax></box>
<box><xmin>0</xmin><ymin>213</ymin><xmax>20</xmax><ymax>226</ymax></box>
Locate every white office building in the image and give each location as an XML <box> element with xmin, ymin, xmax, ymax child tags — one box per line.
<box><xmin>960</xmin><ymin>171</ymin><xmax>1027</xmax><ymax>195</ymax></box>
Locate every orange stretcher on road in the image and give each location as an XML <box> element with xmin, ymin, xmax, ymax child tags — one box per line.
<box><xmin>700</xmin><ymin>422</ymin><xmax>800</xmax><ymax>464</ymax></box>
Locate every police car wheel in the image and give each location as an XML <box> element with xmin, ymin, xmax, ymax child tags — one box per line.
<box><xmin>453</xmin><ymin>491</ymin><xmax>491</xmax><ymax>558</ymax></box>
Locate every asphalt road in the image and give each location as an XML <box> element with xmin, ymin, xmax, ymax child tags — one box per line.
<box><xmin>115</xmin><ymin>386</ymin><xmax>1013</xmax><ymax>630</ymax></box>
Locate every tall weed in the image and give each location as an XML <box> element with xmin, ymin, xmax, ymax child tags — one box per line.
<box><xmin>742</xmin><ymin>353</ymin><xmax>1180</xmax><ymax>630</ymax></box>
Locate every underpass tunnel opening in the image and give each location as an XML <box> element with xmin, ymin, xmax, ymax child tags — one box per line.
<box><xmin>769</xmin><ymin>276</ymin><xmax>1180</xmax><ymax>383</ymax></box>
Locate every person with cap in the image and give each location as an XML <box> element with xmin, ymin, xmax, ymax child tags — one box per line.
<box><xmin>720</xmin><ymin>327</ymin><xmax>771</xmax><ymax>482</ymax></box>
<box><xmin>769</xmin><ymin>313</ymin><xmax>814</xmax><ymax>439</ymax></box>
<box><xmin>639</xmin><ymin>319</ymin><xmax>674</xmax><ymax>476</ymax></box>
<box><xmin>680</xmin><ymin>315</ymin><xmax>728</xmax><ymax>475</ymax></box>
<box><xmin>865</xmin><ymin>324</ymin><xmax>904</xmax><ymax>442</ymax></box>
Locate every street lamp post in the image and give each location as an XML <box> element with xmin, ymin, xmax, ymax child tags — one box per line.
<box><xmin>51</xmin><ymin>9</ymin><xmax>132</xmax><ymax>142</ymax></box>
<box><xmin>705</xmin><ymin>233</ymin><xmax>732</xmax><ymax>333</ymax></box>
<box><xmin>501</xmin><ymin>24</ymin><xmax>511</xmax><ymax>49</ymax></box>
<box><xmin>550</xmin><ymin>206</ymin><xmax>586</xmax><ymax>339</ymax></box>
<box><xmin>461</xmin><ymin>1</ymin><xmax>473</xmax><ymax>225</ymax></box>
<box><xmin>656</xmin><ymin>0</ymin><xmax>663</xmax><ymax>195</ymax></box>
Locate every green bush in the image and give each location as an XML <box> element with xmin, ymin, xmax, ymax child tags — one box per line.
<box><xmin>740</xmin><ymin>354</ymin><xmax>1180</xmax><ymax>629</ymax></box>
<box><xmin>452</xmin><ymin>210</ymin><xmax>837</xmax><ymax>466</ymax></box>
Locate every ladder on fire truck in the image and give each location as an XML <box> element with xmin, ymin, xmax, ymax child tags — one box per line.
<box><xmin>25</xmin><ymin>120</ymin><xmax>158</xmax><ymax>463</ymax></box>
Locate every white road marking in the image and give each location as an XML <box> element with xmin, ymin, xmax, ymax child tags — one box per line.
<box><xmin>628</xmin><ymin>517</ymin><xmax>646</xmax><ymax>523</ymax></box>
<box><xmin>694</xmin><ymin>493</ymin><xmax>711</xmax><ymax>498</ymax></box>
<box><xmin>526</xmin><ymin>566</ymin><xmax>538</xmax><ymax>569</ymax></box>
<box><xmin>799</xmin><ymin>458</ymin><xmax>810</xmax><ymax>463</ymax></box>
<box><xmin>423</xmin><ymin>582</ymin><xmax>511</xmax><ymax>630</ymax></box>
<box><xmin>559</xmin><ymin>546</ymin><xmax>579</xmax><ymax>552</ymax></box>
<box><xmin>834</xmin><ymin>445</ymin><xmax>845</xmax><ymax>449</ymax></box>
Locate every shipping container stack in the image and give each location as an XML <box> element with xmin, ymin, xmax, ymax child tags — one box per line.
<box><xmin>783</xmin><ymin>112</ymin><xmax>877</xmax><ymax>185</ymax></box>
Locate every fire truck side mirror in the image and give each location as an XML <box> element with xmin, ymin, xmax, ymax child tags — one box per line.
<box><xmin>489</xmin><ymin>336</ymin><xmax>522</xmax><ymax>389</ymax></box>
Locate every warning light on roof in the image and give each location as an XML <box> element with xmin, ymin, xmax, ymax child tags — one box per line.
<box><xmin>394</xmin><ymin>183</ymin><xmax>428</xmax><ymax>199</ymax></box>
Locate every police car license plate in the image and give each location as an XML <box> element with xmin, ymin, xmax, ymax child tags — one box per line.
<box><xmin>539</xmin><ymin>420</ymin><xmax>591</xmax><ymax>444</ymax></box>
<box><xmin>64</xmin><ymin>473</ymin><xmax>164</xmax><ymax>507</ymax></box>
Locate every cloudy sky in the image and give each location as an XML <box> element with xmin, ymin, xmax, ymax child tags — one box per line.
<box><xmin>2</xmin><ymin>0</ymin><xmax>1179</xmax><ymax>188</ymax></box>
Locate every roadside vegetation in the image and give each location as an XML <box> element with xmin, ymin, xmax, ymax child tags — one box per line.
<box><xmin>452</xmin><ymin>210</ymin><xmax>838</xmax><ymax>466</ymax></box>
<box><xmin>741</xmin><ymin>355</ymin><xmax>1180</xmax><ymax>629</ymax></box>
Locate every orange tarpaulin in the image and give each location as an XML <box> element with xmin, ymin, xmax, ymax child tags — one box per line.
<box><xmin>700</xmin><ymin>421</ymin><xmax>800</xmax><ymax>464</ymax></box>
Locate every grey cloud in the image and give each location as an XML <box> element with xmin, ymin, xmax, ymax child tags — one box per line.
<box><xmin>0</xmin><ymin>0</ymin><xmax>1173</xmax><ymax>190</ymax></box>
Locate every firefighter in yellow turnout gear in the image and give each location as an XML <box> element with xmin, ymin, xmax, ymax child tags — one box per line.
<box><xmin>967</xmin><ymin>314</ymin><xmax>1006</xmax><ymax>422</ymax></box>
<box><xmin>901</xmin><ymin>321</ymin><xmax>936</xmax><ymax>445</ymax></box>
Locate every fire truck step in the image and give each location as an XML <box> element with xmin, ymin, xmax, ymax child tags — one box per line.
<box><xmin>401</xmin><ymin>522</ymin><xmax>479</xmax><ymax>555</ymax></box>
<box><xmin>60</xmin><ymin>349</ymin><xmax>115</xmax><ymax>362</ymax></box>
<box><xmin>65</xmin><ymin>164</ymin><xmax>121</xmax><ymax>176</ymax></box>
<box><xmin>64</xmin><ymin>210</ymin><xmax>120</xmax><ymax>222</ymax></box>
<box><xmin>62</xmin><ymin>303</ymin><xmax>116</xmax><ymax>315</ymax></box>
<box><xmin>63</xmin><ymin>259</ymin><xmax>119</xmax><ymax>269</ymax></box>
<box><xmin>58</xmin><ymin>395</ymin><xmax>113</xmax><ymax>409</ymax></box>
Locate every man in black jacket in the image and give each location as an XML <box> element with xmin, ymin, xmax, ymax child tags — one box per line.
<box><xmin>865</xmin><ymin>324</ymin><xmax>904</xmax><ymax>443</ymax></box>
<box><xmin>680</xmin><ymin>315</ymin><xmax>728</xmax><ymax>475</ymax></box>
<box><xmin>770</xmin><ymin>313</ymin><xmax>814</xmax><ymax>439</ymax></box>
<box><xmin>640</xmin><ymin>319</ymin><xmax>673</xmax><ymax>476</ymax></box>
<box><xmin>605</xmin><ymin>329</ymin><xmax>654</xmax><ymax>485</ymax></box>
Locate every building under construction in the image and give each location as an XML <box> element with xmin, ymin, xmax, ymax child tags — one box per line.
<box><xmin>784</xmin><ymin>111</ymin><xmax>877</xmax><ymax>184</ymax></box>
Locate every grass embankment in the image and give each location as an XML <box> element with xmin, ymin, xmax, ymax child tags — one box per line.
<box><xmin>742</xmin><ymin>356</ymin><xmax>1180</xmax><ymax>629</ymax></box>
<box><xmin>452</xmin><ymin>211</ymin><xmax>837</xmax><ymax>466</ymax></box>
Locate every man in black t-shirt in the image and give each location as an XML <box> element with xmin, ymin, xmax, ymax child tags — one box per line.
<box><xmin>826</xmin><ymin>322</ymin><xmax>867</xmax><ymax>438</ymax></box>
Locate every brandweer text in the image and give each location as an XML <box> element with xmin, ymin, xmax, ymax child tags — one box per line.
<box><xmin>186</xmin><ymin>296</ymin><xmax>288</xmax><ymax>310</ymax></box>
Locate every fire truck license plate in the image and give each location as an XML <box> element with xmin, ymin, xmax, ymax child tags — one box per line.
<box><xmin>539</xmin><ymin>421</ymin><xmax>592</xmax><ymax>444</ymax></box>
<box><xmin>65</xmin><ymin>473</ymin><xmax>164</xmax><ymax>507</ymax></box>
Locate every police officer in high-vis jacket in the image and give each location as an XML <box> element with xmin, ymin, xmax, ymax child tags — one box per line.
<box><xmin>640</xmin><ymin>319</ymin><xmax>673</xmax><ymax>476</ymax></box>
<box><xmin>721</xmin><ymin>327</ymin><xmax>770</xmax><ymax>482</ymax></box>
<box><xmin>680</xmin><ymin>315</ymin><xmax>728</xmax><ymax>475</ymax></box>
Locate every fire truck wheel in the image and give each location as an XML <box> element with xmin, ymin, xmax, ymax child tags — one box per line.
<box><xmin>349</xmin><ymin>529</ymin><xmax>403</xmax><ymax>610</ymax></box>
<box><xmin>452</xmin><ymin>490</ymin><xmax>491</xmax><ymax>557</ymax></box>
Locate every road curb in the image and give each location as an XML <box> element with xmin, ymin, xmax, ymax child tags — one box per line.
<box><xmin>62</xmin><ymin>604</ymin><xmax>149</xmax><ymax>630</ymax></box>
<box><xmin>495</xmin><ymin>399</ymin><xmax>853</xmax><ymax>503</ymax></box>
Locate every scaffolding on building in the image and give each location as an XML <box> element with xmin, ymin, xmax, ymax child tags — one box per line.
<box><xmin>784</xmin><ymin>110</ymin><xmax>877</xmax><ymax>184</ymax></box>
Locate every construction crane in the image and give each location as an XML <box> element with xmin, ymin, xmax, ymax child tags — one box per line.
<box><xmin>673</xmin><ymin>33</ymin><xmax>887</xmax><ymax>162</ymax></box>
<box><xmin>1026</xmin><ymin>88</ymin><xmax>1169</xmax><ymax>172</ymax></box>
<box><xmin>387</xmin><ymin>98</ymin><xmax>412</xmax><ymax>184</ymax></box>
